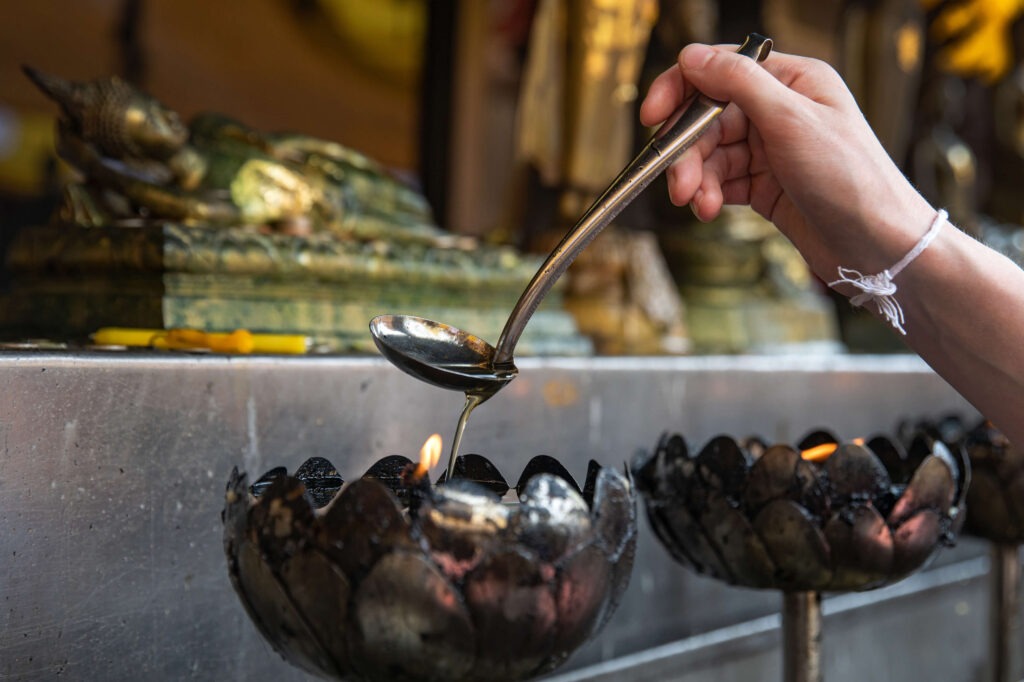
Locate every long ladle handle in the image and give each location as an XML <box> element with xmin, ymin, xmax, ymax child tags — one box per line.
<box><xmin>492</xmin><ymin>33</ymin><xmax>772</xmax><ymax>366</ymax></box>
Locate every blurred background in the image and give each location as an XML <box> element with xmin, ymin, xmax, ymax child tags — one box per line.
<box><xmin>2</xmin><ymin>0</ymin><xmax>1024</xmax><ymax>355</ymax></box>
<box><xmin>1</xmin><ymin>4</ymin><xmax>1021</xmax><ymax>681</ymax></box>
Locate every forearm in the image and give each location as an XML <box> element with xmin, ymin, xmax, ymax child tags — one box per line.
<box><xmin>640</xmin><ymin>42</ymin><xmax>1024</xmax><ymax>444</ymax></box>
<box><xmin>871</xmin><ymin>220</ymin><xmax>1024</xmax><ymax>444</ymax></box>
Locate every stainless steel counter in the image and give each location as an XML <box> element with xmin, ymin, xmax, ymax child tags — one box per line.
<box><xmin>0</xmin><ymin>351</ymin><xmax>999</xmax><ymax>680</ymax></box>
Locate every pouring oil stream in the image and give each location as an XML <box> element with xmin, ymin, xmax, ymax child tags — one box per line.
<box><xmin>369</xmin><ymin>35</ymin><xmax>775</xmax><ymax>475</ymax></box>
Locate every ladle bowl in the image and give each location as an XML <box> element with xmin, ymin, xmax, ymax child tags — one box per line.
<box><xmin>371</xmin><ymin>34</ymin><xmax>773</xmax><ymax>399</ymax></box>
<box><xmin>368</xmin><ymin>314</ymin><xmax>515</xmax><ymax>397</ymax></box>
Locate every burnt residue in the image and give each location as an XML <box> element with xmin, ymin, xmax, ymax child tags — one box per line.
<box><xmin>223</xmin><ymin>454</ymin><xmax>637</xmax><ymax>682</ymax></box>
<box><xmin>635</xmin><ymin>430</ymin><xmax>968</xmax><ymax>592</ymax></box>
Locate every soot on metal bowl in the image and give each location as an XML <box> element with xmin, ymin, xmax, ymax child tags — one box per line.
<box><xmin>634</xmin><ymin>430</ymin><xmax>968</xmax><ymax>592</ymax></box>
<box><xmin>222</xmin><ymin>452</ymin><xmax>637</xmax><ymax>681</ymax></box>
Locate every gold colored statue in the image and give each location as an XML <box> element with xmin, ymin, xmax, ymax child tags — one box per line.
<box><xmin>514</xmin><ymin>0</ymin><xmax>690</xmax><ymax>355</ymax></box>
<box><xmin>517</xmin><ymin>0</ymin><xmax>659</xmax><ymax>217</ymax></box>
<box><xmin>922</xmin><ymin>0</ymin><xmax>1024</xmax><ymax>85</ymax></box>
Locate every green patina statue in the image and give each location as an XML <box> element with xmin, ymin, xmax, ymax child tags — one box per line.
<box><xmin>5</xmin><ymin>68</ymin><xmax>587</xmax><ymax>354</ymax></box>
<box><xmin>23</xmin><ymin>66</ymin><xmax>448</xmax><ymax>245</ymax></box>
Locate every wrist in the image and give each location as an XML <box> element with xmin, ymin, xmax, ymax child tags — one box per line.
<box><xmin>870</xmin><ymin>192</ymin><xmax>940</xmax><ymax>268</ymax></box>
<box><xmin>827</xmin><ymin>209</ymin><xmax>949</xmax><ymax>335</ymax></box>
<box><xmin>817</xmin><ymin>188</ymin><xmax>937</xmax><ymax>279</ymax></box>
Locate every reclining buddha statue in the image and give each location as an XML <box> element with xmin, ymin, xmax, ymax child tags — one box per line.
<box><xmin>3</xmin><ymin>68</ymin><xmax>587</xmax><ymax>354</ymax></box>
<box><xmin>23</xmin><ymin>66</ymin><xmax>446</xmax><ymax>245</ymax></box>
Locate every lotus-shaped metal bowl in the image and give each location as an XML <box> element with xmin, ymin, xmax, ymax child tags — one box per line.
<box><xmin>222</xmin><ymin>453</ymin><xmax>637</xmax><ymax>681</ymax></box>
<box><xmin>908</xmin><ymin>416</ymin><xmax>1024</xmax><ymax>544</ymax></box>
<box><xmin>634</xmin><ymin>430</ymin><xmax>968</xmax><ymax>592</ymax></box>
<box><xmin>962</xmin><ymin>421</ymin><xmax>1024</xmax><ymax>543</ymax></box>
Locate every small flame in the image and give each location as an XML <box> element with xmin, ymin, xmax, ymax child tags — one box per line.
<box><xmin>800</xmin><ymin>437</ymin><xmax>864</xmax><ymax>463</ymax></box>
<box><xmin>413</xmin><ymin>433</ymin><xmax>443</xmax><ymax>480</ymax></box>
<box><xmin>800</xmin><ymin>443</ymin><xmax>837</xmax><ymax>462</ymax></box>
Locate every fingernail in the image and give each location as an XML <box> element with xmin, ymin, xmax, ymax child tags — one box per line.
<box><xmin>681</xmin><ymin>44</ymin><xmax>713</xmax><ymax>70</ymax></box>
<box><xmin>690</xmin><ymin>189</ymin><xmax>705</xmax><ymax>221</ymax></box>
<box><xmin>689</xmin><ymin>202</ymin><xmax>704</xmax><ymax>222</ymax></box>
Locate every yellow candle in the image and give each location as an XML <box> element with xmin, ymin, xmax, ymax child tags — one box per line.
<box><xmin>91</xmin><ymin>327</ymin><xmax>309</xmax><ymax>354</ymax></box>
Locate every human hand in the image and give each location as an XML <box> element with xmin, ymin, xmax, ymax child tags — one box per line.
<box><xmin>640</xmin><ymin>43</ymin><xmax>936</xmax><ymax>281</ymax></box>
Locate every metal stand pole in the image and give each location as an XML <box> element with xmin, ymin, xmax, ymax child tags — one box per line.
<box><xmin>783</xmin><ymin>590</ymin><xmax>823</xmax><ymax>682</ymax></box>
<box><xmin>990</xmin><ymin>543</ymin><xmax>1021</xmax><ymax>682</ymax></box>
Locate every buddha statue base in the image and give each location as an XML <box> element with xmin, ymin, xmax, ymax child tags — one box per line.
<box><xmin>1</xmin><ymin>223</ymin><xmax>590</xmax><ymax>355</ymax></box>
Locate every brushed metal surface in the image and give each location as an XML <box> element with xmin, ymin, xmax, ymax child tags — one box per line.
<box><xmin>0</xmin><ymin>351</ymin><xmax>981</xmax><ymax>680</ymax></box>
<box><xmin>546</xmin><ymin>552</ymin><xmax>1011</xmax><ymax>682</ymax></box>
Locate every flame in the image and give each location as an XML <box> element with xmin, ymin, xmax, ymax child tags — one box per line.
<box><xmin>800</xmin><ymin>437</ymin><xmax>864</xmax><ymax>463</ymax></box>
<box><xmin>800</xmin><ymin>443</ymin><xmax>837</xmax><ymax>462</ymax></box>
<box><xmin>413</xmin><ymin>433</ymin><xmax>442</xmax><ymax>480</ymax></box>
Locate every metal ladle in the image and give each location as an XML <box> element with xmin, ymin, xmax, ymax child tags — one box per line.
<box><xmin>371</xmin><ymin>33</ymin><xmax>773</xmax><ymax>403</ymax></box>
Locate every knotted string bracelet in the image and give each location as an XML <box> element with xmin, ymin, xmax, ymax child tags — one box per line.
<box><xmin>828</xmin><ymin>209</ymin><xmax>948</xmax><ymax>336</ymax></box>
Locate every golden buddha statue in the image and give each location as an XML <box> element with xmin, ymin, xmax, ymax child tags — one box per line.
<box><xmin>514</xmin><ymin>0</ymin><xmax>690</xmax><ymax>355</ymax></box>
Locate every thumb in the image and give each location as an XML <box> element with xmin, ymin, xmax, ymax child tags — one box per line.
<box><xmin>679</xmin><ymin>44</ymin><xmax>794</xmax><ymax>125</ymax></box>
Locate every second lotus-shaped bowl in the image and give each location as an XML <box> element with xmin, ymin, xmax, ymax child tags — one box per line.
<box><xmin>907</xmin><ymin>416</ymin><xmax>1024</xmax><ymax>544</ymax></box>
<box><xmin>223</xmin><ymin>453</ymin><xmax>637</xmax><ymax>681</ymax></box>
<box><xmin>963</xmin><ymin>421</ymin><xmax>1024</xmax><ymax>543</ymax></box>
<box><xmin>635</xmin><ymin>430</ymin><xmax>968</xmax><ymax>592</ymax></box>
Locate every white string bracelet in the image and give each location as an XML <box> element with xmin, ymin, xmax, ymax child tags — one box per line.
<box><xmin>828</xmin><ymin>209</ymin><xmax>948</xmax><ymax>336</ymax></box>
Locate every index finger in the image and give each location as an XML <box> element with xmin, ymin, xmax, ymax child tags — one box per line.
<box><xmin>639</xmin><ymin>42</ymin><xmax>746</xmax><ymax>127</ymax></box>
<box><xmin>638</xmin><ymin>63</ymin><xmax>693</xmax><ymax>128</ymax></box>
